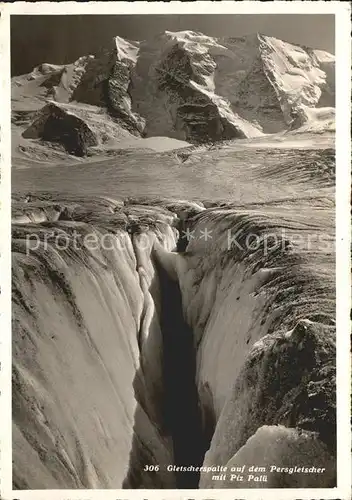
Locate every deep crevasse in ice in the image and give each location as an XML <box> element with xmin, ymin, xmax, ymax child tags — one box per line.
<box><xmin>12</xmin><ymin>195</ymin><xmax>335</xmax><ymax>488</ymax></box>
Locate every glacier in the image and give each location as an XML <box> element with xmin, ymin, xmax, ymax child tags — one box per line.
<box><xmin>12</xmin><ymin>161</ymin><xmax>336</xmax><ymax>488</ymax></box>
<box><xmin>11</xmin><ymin>28</ymin><xmax>336</xmax><ymax>490</ymax></box>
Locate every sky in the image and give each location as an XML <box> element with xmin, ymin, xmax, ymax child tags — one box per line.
<box><xmin>11</xmin><ymin>14</ymin><xmax>335</xmax><ymax>76</ymax></box>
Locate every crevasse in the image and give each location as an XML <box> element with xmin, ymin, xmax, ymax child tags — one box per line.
<box><xmin>12</xmin><ymin>195</ymin><xmax>336</xmax><ymax>489</ymax></box>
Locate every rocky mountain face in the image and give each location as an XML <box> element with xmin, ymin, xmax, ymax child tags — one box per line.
<box><xmin>12</xmin><ymin>31</ymin><xmax>335</xmax><ymax>155</ymax></box>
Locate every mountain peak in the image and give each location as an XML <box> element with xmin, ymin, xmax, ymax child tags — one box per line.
<box><xmin>13</xmin><ymin>30</ymin><xmax>335</xmax><ymax>156</ymax></box>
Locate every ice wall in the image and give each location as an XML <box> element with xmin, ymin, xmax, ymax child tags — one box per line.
<box><xmin>12</xmin><ymin>196</ymin><xmax>178</xmax><ymax>488</ymax></box>
<box><xmin>153</xmin><ymin>205</ymin><xmax>336</xmax><ymax>488</ymax></box>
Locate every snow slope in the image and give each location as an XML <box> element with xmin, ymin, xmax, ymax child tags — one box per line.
<box><xmin>12</xmin><ymin>31</ymin><xmax>335</xmax><ymax>156</ymax></box>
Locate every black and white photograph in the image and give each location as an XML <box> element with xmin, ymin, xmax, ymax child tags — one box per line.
<box><xmin>1</xmin><ymin>2</ymin><xmax>351</xmax><ymax>498</ymax></box>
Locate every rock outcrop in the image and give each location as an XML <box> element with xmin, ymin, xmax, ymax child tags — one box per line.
<box><xmin>21</xmin><ymin>101</ymin><xmax>141</xmax><ymax>157</ymax></box>
<box><xmin>22</xmin><ymin>102</ymin><xmax>98</xmax><ymax>156</ymax></box>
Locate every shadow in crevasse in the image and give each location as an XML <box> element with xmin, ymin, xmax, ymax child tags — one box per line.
<box><xmin>122</xmin><ymin>251</ymin><xmax>206</xmax><ymax>489</ymax></box>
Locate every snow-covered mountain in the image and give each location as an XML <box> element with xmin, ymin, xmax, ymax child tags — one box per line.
<box><xmin>12</xmin><ymin>179</ymin><xmax>336</xmax><ymax>488</ymax></box>
<box><xmin>12</xmin><ymin>31</ymin><xmax>335</xmax><ymax>155</ymax></box>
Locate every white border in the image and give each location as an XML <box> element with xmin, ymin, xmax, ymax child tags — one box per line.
<box><xmin>0</xmin><ymin>2</ymin><xmax>351</xmax><ymax>500</ymax></box>
<box><xmin>0</xmin><ymin>4</ymin><xmax>13</xmax><ymax>500</ymax></box>
<box><xmin>335</xmin><ymin>5</ymin><xmax>352</xmax><ymax>500</ymax></box>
